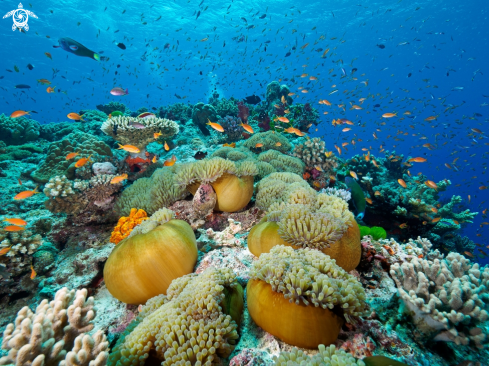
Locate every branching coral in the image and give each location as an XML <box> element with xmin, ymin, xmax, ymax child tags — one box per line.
<box><xmin>107</xmin><ymin>267</ymin><xmax>242</xmax><ymax>365</ymax></box>
<box><xmin>247</xmin><ymin>245</ymin><xmax>366</xmax><ymax>348</ymax></box>
<box><xmin>320</xmin><ymin>187</ymin><xmax>352</xmax><ymax>202</ymax></box>
<box><xmin>390</xmin><ymin>252</ymin><xmax>489</xmax><ymax>348</ymax></box>
<box><xmin>0</xmin><ymin>287</ymin><xmax>108</xmax><ymax>366</ymax></box>
<box><xmin>0</xmin><ymin>114</ymin><xmax>40</xmax><ymax>145</ymax></box>
<box><xmin>31</xmin><ymin>132</ymin><xmax>113</xmax><ymax>183</ymax></box>
<box><xmin>110</xmin><ymin>208</ymin><xmax>148</xmax><ymax>244</ymax></box>
<box><xmin>293</xmin><ymin>137</ymin><xmax>337</xmax><ymax>174</ymax></box>
<box><xmin>0</xmin><ymin>230</ymin><xmax>42</xmax><ymax>275</ymax></box>
<box><xmin>101</xmin><ymin>116</ymin><xmax>179</xmax><ymax>152</ymax></box>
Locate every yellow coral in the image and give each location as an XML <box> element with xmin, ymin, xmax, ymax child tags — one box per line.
<box><xmin>110</xmin><ymin>208</ymin><xmax>148</xmax><ymax>244</ymax></box>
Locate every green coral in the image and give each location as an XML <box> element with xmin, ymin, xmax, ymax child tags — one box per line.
<box><xmin>243</xmin><ymin>131</ymin><xmax>292</xmax><ymax>153</ymax></box>
<box><xmin>31</xmin><ymin>131</ymin><xmax>113</xmax><ymax>183</ymax></box>
<box><xmin>0</xmin><ymin>143</ymin><xmax>43</xmax><ymax>162</ymax></box>
<box><xmin>359</xmin><ymin>225</ymin><xmax>387</xmax><ymax>240</ymax></box>
<box><xmin>0</xmin><ymin>114</ymin><xmax>40</xmax><ymax>145</ymax></box>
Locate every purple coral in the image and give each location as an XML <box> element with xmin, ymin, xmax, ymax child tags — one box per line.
<box><xmin>219</xmin><ymin>115</ymin><xmax>242</xmax><ymax>141</ymax></box>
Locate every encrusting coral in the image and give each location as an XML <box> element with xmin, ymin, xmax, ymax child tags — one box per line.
<box><xmin>390</xmin><ymin>252</ymin><xmax>489</xmax><ymax>348</ymax></box>
<box><xmin>247</xmin><ymin>245</ymin><xmax>366</xmax><ymax>348</ymax></box>
<box><xmin>101</xmin><ymin>115</ymin><xmax>179</xmax><ymax>153</ymax></box>
<box><xmin>104</xmin><ymin>208</ymin><xmax>198</xmax><ymax>304</ymax></box>
<box><xmin>0</xmin><ymin>114</ymin><xmax>40</xmax><ymax>145</ymax></box>
<box><xmin>0</xmin><ymin>287</ymin><xmax>109</xmax><ymax>366</ymax></box>
<box><xmin>31</xmin><ymin>132</ymin><xmax>113</xmax><ymax>183</ymax></box>
<box><xmin>110</xmin><ymin>208</ymin><xmax>148</xmax><ymax>244</ymax></box>
<box><xmin>107</xmin><ymin>267</ymin><xmax>243</xmax><ymax>366</ymax></box>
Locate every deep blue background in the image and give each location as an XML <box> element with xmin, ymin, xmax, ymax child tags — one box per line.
<box><xmin>0</xmin><ymin>0</ymin><xmax>488</xmax><ymax>261</ymax></box>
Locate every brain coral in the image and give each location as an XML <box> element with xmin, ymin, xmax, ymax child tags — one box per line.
<box><xmin>31</xmin><ymin>132</ymin><xmax>113</xmax><ymax>183</ymax></box>
<box><xmin>243</xmin><ymin>131</ymin><xmax>292</xmax><ymax>153</ymax></box>
<box><xmin>101</xmin><ymin>115</ymin><xmax>179</xmax><ymax>151</ymax></box>
<box><xmin>0</xmin><ymin>114</ymin><xmax>40</xmax><ymax>145</ymax></box>
<box><xmin>107</xmin><ymin>267</ymin><xmax>243</xmax><ymax>366</ymax></box>
<box><xmin>247</xmin><ymin>245</ymin><xmax>366</xmax><ymax>348</ymax></box>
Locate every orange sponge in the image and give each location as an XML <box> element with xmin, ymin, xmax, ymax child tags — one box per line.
<box><xmin>110</xmin><ymin>208</ymin><xmax>148</xmax><ymax>244</ymax></box>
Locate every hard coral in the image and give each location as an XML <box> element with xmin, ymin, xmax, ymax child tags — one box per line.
<box><xmin>0</xmin><ymin>229</ymin><xmax>42</xmax><ymax>275</ymax></box>
<box><xmin>110</xmin><ymin>208</ymin><xmax>148</xmax><ymax>244</ymax></box>
<box><xmin>107</xmin><ymin>267</ymin><xmax>243</xmax><ymax>366</ymax></box>
<box><xmin>390</xmin><ymin>252</ymin><xmax>489</xmax><ymax>348</ymax></box>
<box><xmin>0</xmin><ymin>113</ymin><xmax>40</xmax><ymax>145</ymax></box>
<box><xmin>274</xmin><ymin>344</ymin><xmax>366</xmax><ymax>366</ymax></box>
<box><xmin>0</xmin><ymin>287</ymin><xmax>108</xmax><ymax>366</ymax></box>
<box><xmin>247</xmin><ymin>245</ymin><xmax>366</xmax><ymax>348</ymax></box>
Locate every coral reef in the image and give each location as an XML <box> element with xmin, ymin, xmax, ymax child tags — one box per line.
<box><xmin>101</xmin><ymin>115</ymin><xmax>179</xmax><ymax>153</ymax></box>
<box><xmin>266</xmin><ymin>81</ymin><xmax>293</xmax><ymax>106</ymax></box>
<box><xmin>0</xmin><ymin>229</ymin><xmax>42</xmax><ymax>275</ymax></box>
<box><xmin>212</xmin><ymin>97</ymin><xmax>239</xmax><ymax>118</ymax></box>
<box><xmin>157</xmin><ymin>103</ymin><xmax>193</xmax><ymax>124</ymax></box>
<box><xmin>243</xmin><ymin>131</ymin><xmax>292</xmax><ymax>153</ymax></box>
<box><xmin>274</xmin><ymin>344</ymin><xmax>366</xmax><ymax>366</ymax></box>
<box><xmin>219</xmin><ymin>115</ymin><xmax>243</xmax><ymax>141</ymax></box>
<box><xmin>31</xmin><ymin>132</ymin><xmax>113</xmax><ymax>183</ymax></box>
<box><xmin>0</xmin><ymin>287</ymin><xmax>108</xmax><ymax>366</ymax></box>
<box><xmin>390</xmin><ymin>252</ymin><xmax>489</xmax><ymax>347</ymax></box>
<box><xmin>0</xmin><ymin>143</ymin><xmax>43</xmax><ymax>162</ymax></box>
<box><xmin>109</xmin><ymin>208</ymin><xmax>148</xmax><ymax>244</ymax></box>
<box><xmin>293</xmin><ymin>137</ymin><xmax>338</xmax><ymax>173</ymax></box>
<box><xmin>191</xmin><ymin>102</ymin><xmax>218</xmax><ymax>136</ymax></box>
<box><xmin>107</xmin><ymin>267</ymin><xmax>242</xmax><ymax>365</ymax></box>
<box><xmin>0</xmin><ymin>114</ymin><xmax>40</xmax><ymax>145</ymax></box>
<box><xmin>96</xmin><ymin>101</ymin><xmax>127</xmax><ymax>115</ymax></box>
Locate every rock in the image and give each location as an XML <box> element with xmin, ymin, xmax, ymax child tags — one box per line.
<box><xmin>92</xmin><ymin>162</ymin><xmax>117</xmax><ymax>176</ymax></box>
<box><xmin>193</xmin><ymin>183</ymin><xmax>217</xmax><ymax>218</ymax></box>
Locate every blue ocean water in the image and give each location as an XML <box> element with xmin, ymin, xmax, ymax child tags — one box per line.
<box><xmin>5</xmin><ymin>1</ymin><xmax>486</xmax><ymax>255</ymax></box>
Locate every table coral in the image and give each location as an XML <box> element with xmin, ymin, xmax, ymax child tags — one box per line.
<box><xmin>31</xmin><ymin>132</ymin><xmax>113</xmax><ymax>183</ymax></box>
<box><xmin>110</xmin><ymin>208</ymin><xmax>148</xmax><ymax>244</ymax></box>
<box><xmin>0</xmin><ymin>287</ymin><xmax>108</xmax><ymax>366</ymax></box>
<box><xmin>101</xmin><ymin>116</ymin><xmax>179</xmax><ymax>154</ymax></box>
<box><xmin>107</xmin><ymin>267</ymin><xmax>242</xmax><ymax>366</ymax></box>
<box><xmin>390</xmin><ymin>252</ymin><xmax>489</xmax><ymax>348</ymax></box>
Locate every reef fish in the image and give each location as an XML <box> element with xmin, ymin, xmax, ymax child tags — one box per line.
<box><xmin>194</xmin><ymin>151</ymin><xmax>207</xmax><ymax>160</ymax></box>
<box><xmin>117</xmin><ymin>144</ymin><xmax>140</xmax><ymax>153</ymax></box>
<box><xmin>110</xmin><ymin>87</ymin><xmax>129</xmax><ymax>96</ymax></box>
<box><xmin>10</xmin><ymin>110</ymin><xmax>29</xmax><ymax>118</ymax></box>
<box><xmin>3</xmin><ymin>225</ymin><xmax>25</xmax><ymax>232</ymax></box>
<box><xmin>14</xmin><ymin>187</ymin><xmax>39</xmax><ymax>200</ymax></box>
<box><xmin>111</xmin><ymin>174</ymin><xmax>128</xmax><ymax>184</ymax></box>
<box><xmin>75</xmin><ymin>155</ymin><xmax>93</xmax><ymax>168</ymax></box>
<box><xmin>67</xmin><ymin>113</ymin><xmax>84</xmax><ymax>121</ymax></box>
<box><xmin>3</xmin><ymin>218</ymin><xmax>27</xmax><ymax>226</ymax></box>
<box><xmin>244</xmin><ymin>95</ymin><xmax>261</xmax><ymax>105</ymax></box>
<box><xmin>207</xmin><ymin>120</ymin><xmax>224</xmax><ymax>132</ymax></box>
<box><xmin>345</xmin><ymin>177</ymin><xmax>366</xmax><ymax>220</ymax></box>
<box><xmin>53</xmin><ymin>37</ymin><xmax>101</xmax><ymax>61</ymax></box>
<box><xmin>0</xmin><ymin>247</ymin><xmax>11</xmax><ymax>256</ymax></box>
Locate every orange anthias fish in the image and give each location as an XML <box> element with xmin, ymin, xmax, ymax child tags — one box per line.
<box><xmin>207</xmin><ymin>119</ymin><xmax>224</xmax><ymax>132</ymax></box>
<box><xmin>223</xmin><ymin>143</ymin><xmax>236</xmax><ymax>148</ymax></box>
<box><xmin>425</xmin><ymin>115</ymin><xmax>438</xmax><ymax>121</ymax></box>
<box><xmin>0</xmin><ymin>247</ymin><xmax>11</xmax><ymax>256</ymax></box>
<box><xmin>164</xmin><ymin>141</ymin><xmax>170</xmax><ymax>151</ymax></box>
<box><xmin>3</xmin><ymin>218</ymin><xmax>27</xmax><ymax>226</ymax></box>
<box><xmin>277</xmin><ymin>117</ymin><xmax>290</xmax><ymax>123</ymax></box>
<box><xmin>398</xmin><ymin>179</ymin><xmax>407</xmax><ymax>188</ymax></box>
<box><xmin>10</xmin><ymin>110</ymin><xmax>30</xmax><ymax>118</ymax></box>
<box><xmin>117</xmin><ymin>144</ymin><xmax>140</xmax><ymax>153</ymax></box>
<box><xmin>408</xmin><ymin>157</ymin><xmax>427</xmax><ymax>163</ymax></box>
<box><xmin>425</xmin><ymin>180</ymin><xmax>438</xmax><ymax>190</ymax></box>
<box><xmin>30</xmin><ymin>265</ymin><xmax>37</xmax><ymax>279</ymax></box>
<box><xmin>154</xmin><ymin>132</ymin><xmax>162</xmax><ymax>139</ymax></box>
<box><xmin>46</xmin><ymin>86</ymin><xmax>56</xmax><ymax>93</ymax></box>
<box><xmin>37</xmin><ymin>79</ymin><xmax>51</xmax><ymax>85</ymax></box>
<box><xmin>275</xmin><ymin>142</ymin><xmax>282</xmax><ymax>147</ymax></box>
<box><xmin>66</xmin><ymin>152</ymin><xmax>79</xmax><ymax>160</ymax></box>
<box><xmin>75</xmin><ymin>155</ymin><xmax>93</xmax><ymax>168</ymax></box>
<box><xmin>14</xmin><ymin>186</ymin><xmax>39</xmax><ymax>200</ymax></box>
<box><xmin>382</xmin><ymin>113</ymin><xmax>397</xmax><ymax>118</ymax></box>
<box><xmin>240</xmin><ymin>123</ymin><xmax>254</xmax><ymax>134</ymax></box>
<box><xmin>111</xmin><ymin>174</ymin><xmax>128</xmax><ymax>184</ymax></box>
<box><xmin>67</xmin><ymin>113</ymin><xmax>84</xmax><ymax>121</ymax></box>
<box><xmin>164</xmin><ymin>155</ymin><xmax>177</xmax><ymax>167</ymax></box>
<box><xmin>349</xmin><ymin>171</ymin><xmax>358</xmax><ymax>180</ymax></box>
<box><xmin>255</xmin><ymin>143</ymin><xmax>264</xmax><ymax>148</ymax></box>
<box><xmin>3</xmin><ymin>225</ymin><xmax>25</xmax><ymax>232</ymax></box>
